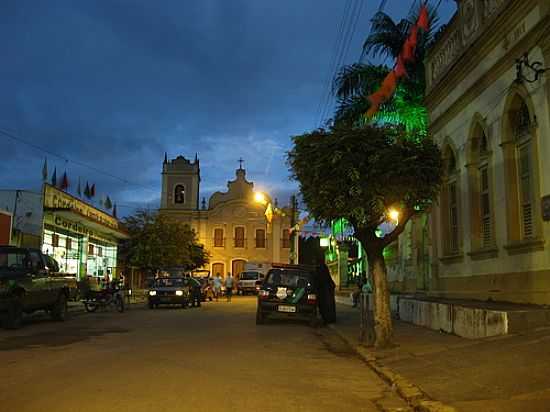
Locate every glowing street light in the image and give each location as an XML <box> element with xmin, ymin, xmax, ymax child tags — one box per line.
<box><xmin>254</xmin><ymin>191</ymin><xmax>267</xmax><ymax>205</ymax></box>
<box><xmin>388</xmin><ymin>208</ymin><xmax>400</xmax><ymax>225</ymax></box>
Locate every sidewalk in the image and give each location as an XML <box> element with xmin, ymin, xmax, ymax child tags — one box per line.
<box><xmin>331</xmin><ymin>304</ymin><xmax>550</xmax><ymax>412</ymax></box>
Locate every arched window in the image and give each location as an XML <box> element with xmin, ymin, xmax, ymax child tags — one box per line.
<box><xmin>467</xmin><ymin>121</ymin><xmax>494</xmax><ymax>252</ymax></box>
<box><xmin>501</xmin><ymin>92</ymin><xmax>541</xmax><ymax>246</ymax></box>
<box><xmin>255</xmin><ymin>229</ymin><xmax>266</xmax><ymax>248</ymax></box>
<box><xmin>174</xmin><ymin>184</ymin><xmax>185</xmax><ymax>204</ymax></box>
<box><xmin>441</xmin><ymin>145</ymin><xmax>460</xmax><ymax>256</ymax></box>
<box><xmin>514</xmin><ymin>101</ymin><xmax>534</xmax><ymax>239</ymax></box>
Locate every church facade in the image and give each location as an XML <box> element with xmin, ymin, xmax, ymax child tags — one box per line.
<box><xmin>159</xmin><ymin>155</ymin><xmax>291</xmax><ymax>277</ymax></box>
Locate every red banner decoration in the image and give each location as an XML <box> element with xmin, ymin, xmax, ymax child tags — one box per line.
<box><xmin>365</xmin><ymin>3</ymin><xmax>429</xmax><ymax>118</ymax></box>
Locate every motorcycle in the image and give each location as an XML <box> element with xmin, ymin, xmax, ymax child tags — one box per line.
<box><xmin>81</xmin><ymin>281</ymin><xmax>125</xmax><ymax>313</ymax></box>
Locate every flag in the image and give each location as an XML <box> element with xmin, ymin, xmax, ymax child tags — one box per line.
<box><xmin>265</xmin><ymin>203</ymin><xmax>273</xmax><ymax>224</ymax></box>
<box><xmin>417</xmin><ymin>4</ymin><xmax>429</xmax><ymax>31</ymax></box>
<box><xmin>51</xmin><ymin>167</ymin><xmax>57</xmax><ymax>187</ymax></box>
<box><xmin>84</xmin><ymin>182</ymin><xmax>91</xmax><ymax>199</ymax></box>
<box><xmin>60</xmin><ymin>172</ymin><xmax>69</xmax><ymax>191</ymax></box>
<box><xmin>112</xmin><ymin>203</ymin><xmax>117</xmax><ymax>218</ymax></box>
<box><xmin>90</xmin><ymin>184</ymin><xmax>96</xmax><ymax>198</ymax></box>
<box><xmin>77</xmin><ymin>178</ymin><xmax>82</xmax><ymax>197</ymax></box>
<box><xmin>42</xmin><ymin>158</ymin><xmax>48</xmax><ymax>182</ymax></box>
<box><xmin>104</xmin><ymin>196</ymin><xmax>112</xmax><ymax>209</ymax></box>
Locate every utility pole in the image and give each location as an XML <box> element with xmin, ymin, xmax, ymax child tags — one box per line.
<box><xmin>290</xmin><ymin>195</ymin><xmax>299</xmax><ymax>264</ymax></box>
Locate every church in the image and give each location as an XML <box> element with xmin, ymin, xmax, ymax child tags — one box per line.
<box><xmin>159</xmin><ymin>154</ymin><xmax>292</xmax><ymax>277</ymax></box>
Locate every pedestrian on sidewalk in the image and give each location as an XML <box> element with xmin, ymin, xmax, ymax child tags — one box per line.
<box><xmin>213</xmin><ymin>273</ymin><xmax>222</xmax><ymax>302</ymax></box>
<box><xmin>317</xmin><ymin>261</ymin><xmax>336</xmax><ymax>324</ymax></box>
<box><xmin>225</xmin><ymin>274</ymin><xmax>234</xmax><ymax>302</ymax></box>
<box><xmin>352</xmin><ymin>273</ymin><xmax>366</xmax><ymax>308</ymax></box>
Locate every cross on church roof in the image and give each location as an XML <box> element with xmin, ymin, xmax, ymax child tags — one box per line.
<box><xmin>238</xmin><ymin>157</ymin><xmax>244</xmax><ymax>170</ymax></box>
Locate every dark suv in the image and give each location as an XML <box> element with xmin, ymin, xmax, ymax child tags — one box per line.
<box><xmin>256</xmin><ymin>264</ymin><xmax>318</xmax><ymax>325</ymax></box>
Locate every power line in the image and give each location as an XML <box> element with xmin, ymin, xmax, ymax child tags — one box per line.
<box><xmin>319</xmin><ymin>0</ymin><xmax>365</xmax><ymax>127</ymax></box>
<box><xmin>315</xmin><ymin>0</ymin><xmax>352</xmax><ymax>128</ymax></box>
<box><xmin>0</xmin><ymin>128</ymin><xmax>158</xmax><ymax>193</ymax></box>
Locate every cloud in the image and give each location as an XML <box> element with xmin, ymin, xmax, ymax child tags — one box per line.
<box><xmin>0</xmin><ymin>0</ymin><xmax>457</xmax><ymax>216</ymax></box>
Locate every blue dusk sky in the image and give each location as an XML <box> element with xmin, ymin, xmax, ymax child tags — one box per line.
<box><xmin>0</xmin><ymin>0</ymin><xmax>456</xmax><ymax>216</ymax></box>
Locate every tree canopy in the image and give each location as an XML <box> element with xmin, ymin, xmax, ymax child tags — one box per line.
<box><xmin>288</xmin><ymin>124</ymin><xmax>442</xmax><ymax>246</ymax></box>
<box><xmin>120</xmin><ymin>210</ymin><xmax>209</xmax><ymax>271</ymax></box>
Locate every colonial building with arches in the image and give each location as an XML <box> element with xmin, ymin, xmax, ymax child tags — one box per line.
<box><xmin>388</xmin><ymin>0</ymin><xmax>550</xmax><ymax>304</ymax></box>
<box><xmin>159</xmin><ymin>155</ymin><xmax>291</xmax><ymax>278</ymax></box>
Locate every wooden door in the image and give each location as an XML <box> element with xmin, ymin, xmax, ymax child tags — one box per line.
<box><xmin>232</xmin><ymin>259</ymin><xmax>246</xmax><ymax>277</ymax></box>
<box><xmin>212</xmin><ymin>263</ymin><xmax>224</xmax><ymax>277</ymax></box>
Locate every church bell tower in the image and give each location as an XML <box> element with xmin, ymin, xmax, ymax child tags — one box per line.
<box><xmin>160</xmin><ymin>153</ymin><xmax>200</xmax><ymax>210</ymax></box>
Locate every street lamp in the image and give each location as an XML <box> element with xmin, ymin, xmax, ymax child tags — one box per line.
<box><xmin>388</xmin><ymin>208</ymin><xmax>400</xmax><ymax>225</ymax></box>
<box><xmin>254</xmin><ymin>191</ymin><xmax>267</xmax><ymax>206</ymax></box>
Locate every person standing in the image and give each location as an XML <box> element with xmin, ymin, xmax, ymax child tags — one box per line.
<box><xmin>213</xmin><ymin>273</ymin><xmax>222</xmax><ymax>302</ymax></box>
<box><xmin>317</xmin><ymin>261</ymin><xmax>336</xmax><ymax>324</ymax></box>
<box><xmin>225</xmin><ymin>274</ymin><xmax>234</xmax><ymax>302</ymax></box>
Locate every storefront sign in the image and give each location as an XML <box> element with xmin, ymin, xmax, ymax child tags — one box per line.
<box><xmin>43</xmin><ymin>184</ymin><xmax>119</xmax><ymax>230</ymax></box>
<box><xmin>44</xmin><ymin>214</ymin><xmax>115</xmax><ymax>244</ymax></box>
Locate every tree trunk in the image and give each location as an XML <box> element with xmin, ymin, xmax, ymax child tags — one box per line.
<box><xmin>365</xmin><ymin>246</ymin><xmax>393</xmax><ymax>348</ymax></box>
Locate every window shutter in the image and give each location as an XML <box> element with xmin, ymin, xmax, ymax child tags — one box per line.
<box><xmin>448</xmin><ymin>182</ymin><xmax>459</xmax><ymax>253</ymax></box>
<box><xmin>479</xmin><ymin>166</ymin><xmax>492</xmax><ymax>247</ymax></box>
<box><xmin>518</xmin><ymin>145</ymin><xmax>533</xmax><ymax>238</ymax></box>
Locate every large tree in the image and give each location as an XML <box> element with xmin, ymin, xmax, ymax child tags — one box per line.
<box><xmin>288</xmin><ymin>125</ymin><xmax>442</xmax><ymax>347</ymax></box>
<box><xmin>120</xmin><ymin>210</ymin><xmax>209</xmax><ymax>271</ymax></box>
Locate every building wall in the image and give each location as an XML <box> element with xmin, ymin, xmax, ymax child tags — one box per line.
<box><xmin>421</xmin><ymin>0</ymin><xmax>550</xmax><ymax>304</ymax></box>
<box><xmin>159</xmin><ymin>159</ymin><xmax>291</xmax><ymax>276</ymax></box>
<box><xmin>0</xmin><ymin>190</ymin><xmax>43</xmax><ymax>247</ymax></box>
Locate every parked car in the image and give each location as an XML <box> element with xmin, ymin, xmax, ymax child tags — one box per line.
<box><xmin>148</xmin><ymin>277</ymin><xmax>190</xmax><ymax>309</ymax></box>
<box><xmin>237</xmin><ymin>271</ymin><xmax>264</xmax><ymax>295</ymax></box>
<box><xmin>256</xmin><ymin>264</ymin><xmax>318</xmax><ymax>326</ymax></box>
<box><xmin>0</xmin><ymin>246</ymin><xmax>75</xmax><ymax>329</ymax></box>
<box><xmin>43</xmin><ymin>254</ymin><xmax>79</xmax><ymax>301</ymax></box>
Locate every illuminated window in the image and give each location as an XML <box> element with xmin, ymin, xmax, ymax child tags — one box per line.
<box><xmin>255</xmin><ymin>229</ymin><xmax>266</xmax><ymax>248</ymax></box>
<box><xmin>214</xmin><ymin>228</ymin><xmax>224</xmax><ymax>247</ymax></box>
<box><xmin>234</xmin><ymin>227</ymin><xmax>245</xmax><ymax>248</ymax></box>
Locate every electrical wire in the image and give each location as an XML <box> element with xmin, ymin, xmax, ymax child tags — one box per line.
<box><xmin>316</xmin><ymin>0</ymin><xmax>353</xmax><ymax>128</ymax></box>
<box><xmin>319</xmin><ymin>0</ymin><xmax>365</xmax><ymax>127</ymax></box>
<box><xmin>0</xmin><ymin>128</ymin><xmax>158</xmax><ymax>193</ymax></box>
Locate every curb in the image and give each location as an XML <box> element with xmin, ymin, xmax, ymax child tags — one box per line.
<box><xmin>328</xmin><ymin>324</ymin><xmax>457</xmax><ymax>412</ymax></box>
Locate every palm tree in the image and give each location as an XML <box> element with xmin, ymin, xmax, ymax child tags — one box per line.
<box><xmin>333</xmin><ymin>4</ymin><xmax>443</xmax><ymax>135</ymax></box>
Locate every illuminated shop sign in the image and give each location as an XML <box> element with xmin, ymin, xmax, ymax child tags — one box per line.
<box><xmin>43</xmin><ymin>184</ymin><xmax>118</xmax><ymax>230</ymax></box>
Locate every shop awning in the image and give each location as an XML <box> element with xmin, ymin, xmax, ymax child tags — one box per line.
<box><xmin>45</xmin><ymin>208</ymin><xmax>130</xmax><ymax>240</ymax></box>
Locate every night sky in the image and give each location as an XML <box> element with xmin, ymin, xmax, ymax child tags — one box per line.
<box><xmin>1</xmin><ymin>0</ymin><xmax>456</xmax><ymax>216</ymax></box>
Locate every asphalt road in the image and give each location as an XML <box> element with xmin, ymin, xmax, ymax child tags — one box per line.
<box><xmin>0</xmin><ymin>297</ymin><xmax>407</xmax><ymax>412</ymax></box>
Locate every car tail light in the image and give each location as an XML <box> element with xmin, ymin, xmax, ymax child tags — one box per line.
<box><xmin>307</xmin><ymin>294</ymin><xmax>317</xmax><ymax>304</ymax></box>
<box><xmin>259</xmin><ymin>290</ymin><xmax>269</xmax><ymax>299</ymax></box>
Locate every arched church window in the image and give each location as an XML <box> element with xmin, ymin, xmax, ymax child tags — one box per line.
<box><xmin>174</xmin><ymin>185</ymin><xmax>185</xmax><ymax>204</ymax></box>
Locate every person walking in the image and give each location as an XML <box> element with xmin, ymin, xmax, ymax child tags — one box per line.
<box><xmin>213</xmin><ymin>273</ymin><xmax>222</xmax><ymax>302</ymax></box>
<box><xmin>317</xmin><ymin>261</ymin><xmax>336</xmax><ymax>324</ymax></box>
<box><xmin>225</xmin><ymin>274</ymin><xmax>234</xmax><ymax>302</ymax></box>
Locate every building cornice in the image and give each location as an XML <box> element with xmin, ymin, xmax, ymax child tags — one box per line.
<box><xmin>428</xmin><ymin>14</ymin><xmax>549</xmax><ymax>135</ymax></box>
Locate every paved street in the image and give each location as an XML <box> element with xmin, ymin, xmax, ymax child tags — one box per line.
<box><xmin>0</xmin><ymin>297</ymin><xmax>407</xmax><ymax>412</ymax></box>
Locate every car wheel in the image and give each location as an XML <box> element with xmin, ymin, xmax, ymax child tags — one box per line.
<box><xmin>5</xmin><ymin>296</ymin><xmax>23</xmax><ymax>329</ymax></box>
<box><xmin>255</xmin><ymin>307</ymin><xmax>265</xmax><ymax>325</ymax></box>
<box><xmin>51</xmin><ymin>293</ymin><xmax>68</xmax><ymax>321</ymax></box>
<box><xmin>84</xmin><ymin>302</ymin><xmax>98</xmax><ymax>313</ymax></box>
